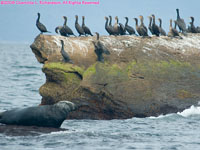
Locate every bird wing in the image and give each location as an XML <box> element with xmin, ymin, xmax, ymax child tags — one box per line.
<box><xmin>37</xmin><ymin>22</ymin><xmax>47</xmax><ymax>32</ymax></box>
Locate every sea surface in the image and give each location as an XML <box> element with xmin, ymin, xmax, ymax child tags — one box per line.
<box><xmin>0</xmin><ymin>43</ymin><xmax>200</xmax><ymax>150</ymax></box>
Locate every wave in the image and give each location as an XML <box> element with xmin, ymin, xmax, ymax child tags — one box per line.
<box><xmin>149</xmin><ymin>105</ymin><xmax>200</xmax><ymax>119</ymax></box>
<box><xmin>177</xmin><ymin>105</ymin><xmax>200</xmax><ymax>117</ymax></box>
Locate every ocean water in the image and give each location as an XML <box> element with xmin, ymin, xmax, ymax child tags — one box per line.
<box><xmin>0</xmin><ymin>43</ymin><xmax>200</xmax><ymax>150</ymax></box>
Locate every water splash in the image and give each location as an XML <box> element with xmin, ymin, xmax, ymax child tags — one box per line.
<box><xmin>177</xmin><ymin>105</ymin><xmax>200</xmax><ymax>117</ymax></box>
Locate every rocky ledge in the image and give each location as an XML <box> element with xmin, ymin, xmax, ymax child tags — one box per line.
<box><xmin>30</xmin><ymin>34</ymin><xmax>200</xmax><ymax>119</ymax></box>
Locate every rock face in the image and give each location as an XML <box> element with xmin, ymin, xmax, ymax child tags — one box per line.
<box><xmin>30</xmin><ymin>34</ymin><xmax>200</xmax><ymax>119</ymax></box>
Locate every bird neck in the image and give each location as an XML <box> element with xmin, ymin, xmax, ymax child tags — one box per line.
<box><xmin>191</xmin><ymin>18</ymin><xmax>194</xmax><ymax>24</ymax></box>
<box><xmin>82</xmin><ymin>18</ymin><xmax>85</xmax><ymax>26</ymax></box>
<box><xmin>125</xmin><ymin>18</ymin><xmax>128</xmax><ymax>26</ymax></box>
<box><xmin>37</xmin><ymin>14</ymin><xmax>40</xmax><ymax>23</ymax></box>
<box><xmin>152</xmin><ymin>17</ymin><xmax>155</xmax><ymax>25</ymax></box>
<box><xmin>140</xmin><ymin>19</ymin><xmax>144</xmax><ymax>26</ymax></box>
<box><xmin>159</xmin><ymin>20</ymin><xmax>162</xmax><ymax>28</ymax></box>
<box><xmin>135</xmin><ymin>19</ymin><xmax>138</xmax><ymax>27</ymax></box>
<box><xmin>63</xmin><ymin>18</ymin><xmax>67</xmax><ymax>26</ymax></box>
<box><xmin>149</xmin><ymin>18</ymin><xmax>152</xmax><ymax>26</ymax></box>
<box><xmin>176</xmin><ymin>10</ymin><xmax>180</xmax><ymax>19</ymax></box>
<box><xmin>96</xmin><ymin>34</ymin><xmax>99</xmax><ymax>40</ymax></box>
<box><xmin>115</xmin><ymin>18</ymin><xmax>118</xmax><ymax>24</ymax></box>
<box><xmin>105</xmin><ymin>19</ymin><xmax>108</xmax><ymax>27</ymax></box>
<box><xmin>109</xmin><ymin>17</ymin><xmax>112</xmax><ymax>26</ymax></box>
<box><xmin>61</xmin><ymin>42</ymin><xmax>64</xmax><ymax>52</ymax></box>
<box><xmin>75</xmin><ymin>17</ymin><xmax>78</xmax><ymax>24</ymax></box>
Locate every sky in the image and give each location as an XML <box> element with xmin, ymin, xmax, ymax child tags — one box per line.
<box><xmin>0</xmin><ymin>0</ymin><xmax>199</xmax><ymax>43</ymax></box>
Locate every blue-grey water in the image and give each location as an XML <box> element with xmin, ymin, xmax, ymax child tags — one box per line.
<box><xmin>0</xmin><ymin>43</ymin><xmax>200</xmax><ymax>150</ymax></box>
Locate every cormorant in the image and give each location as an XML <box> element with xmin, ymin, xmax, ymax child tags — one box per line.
<box><xmin>138</xmin><ymin>16</ymin><xmax>148</xmax><ymax>36</ymax></box>
<box><xmin>55</xmin><ymin>26</ymin><xmax>63</xmax><ymax>35</ymax></box>
<box><xmin>148</xmin><ymin>16</ymin><xmax>153</xmax><ymax>35</ymax></box>
<box><xmin>119</xmin><ymin>23</ymin><xmax>126</xmax><ymax>35</ymax></box>
<box><xmin>75</xmin><ymin>15</ymin><xmax>85</xmax><ymax>36</ymax></box>
<box><xmin>109</xmin><ymin>16</ymin><xmax>113</xmax><ymax>28</ymax></box>
<box><xmin>92</xmin><ymin>32</ymin><xmax>110</xmax><ymax>62</ymax></box>
<box><xmin>188</xmin><ymin>16</ymin><xmax>197</xmax><ymax>33</ymax></box>
<box><xmin>63</xmin><ymin>16</ymin><xmax>76</xmax><ymax>37</ymax></box>
<box><xmin>36</xmin><ymin>13</ymin><xmax>51</xmax><ymax>34</ymax></box>
<box><xmin>134</xmin><ymin>18</ymin><xmax>142</xmax><ymax>36</ymax></box>
<box><xmin>105</xmin><ymin>17</ymin><xmax>114</xmax><ymax>35</ymax></box>
<box><xmin>176</xmin><ymin>8</ymin><xmax>187</xmax><ymax>33</ymax></box>
<box><xmin>124</xmin><ymin>17</ymin><xmax>136</xmax><ymax>35</ymax></box>
<box><xmin>197</xmin><ymin>26</ymin><xmax>200</xmax><ymax>33</ymax></box>
<box><xmin>113</xmin><ymin>16</ymin><xmax>120</xmax><ymax>35</ymax></box>
<box><xmin>151</xmin><ymin>14</ymin><xmax>160</xmax><ymax>36</ymax></box>
<box><xmin>60</xmin><ymin>40</ymin><xmax>73</xmax><ymax>63</ymax></box>
<box><xmin>158</xmin><ymin>18</ymin><xmax>166</xmax><ymax>36</ymax></box>
<box><xmin>168</xmin><ymin>19</ymin><xmax>182</xmax><ymax>38</ymax></box>
<box><xmin>82</xmin><ymin>16</ymin><xmax>93</xmax><ymax>36</ymax></box>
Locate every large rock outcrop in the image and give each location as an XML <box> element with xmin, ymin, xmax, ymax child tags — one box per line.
<box><xmin>30</xmin><ymin>34</ymin><xmax>200</xmax><ymax>119</ymax></box>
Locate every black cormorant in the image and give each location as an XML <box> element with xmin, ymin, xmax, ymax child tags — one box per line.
<box><xmin>188</xmin><ymin>17</ymin><xmax>197</xmax><ymax>33</ymax></box>
<box><xmin>148</xmin><ymin>16</ymin><xmax>153</xmax><ymax>35</ymax></box>
<box><xmin>158</xmin><ymin>18</ymin><xmax>166</xmax><ymax>36</ymax></box>
<box><xmin>63</xmin><ymin>16</ymin><xmax>76</xmax><ymax>37</ymax></box>
<box><xmin>36</xmin><ymin>13</ymin><xmax>51</xmax><ymax>34</ymax></box>
<box><xmin>151</xmin><ymin>14</ymin><xmax>160</xmax><ymax>36</ymax></box>
<box><xmin>92</xmin><ymin>32</ymin><xmax>110</xmax><ymax>62</ymax></box>
<box><xmin>75</xmin><ymin>15</ymin><xmax>85</xmax><ymax>36</ymax></box>
<box><xmin>119</xmin><ymin>23</ymin><xmax>126</xmax><ymax>35</ymax></box>
<box><xmin>109</xmin><ymin>16</ymin><xmax>113</xmax><ymax>28</ymax></box>
<box><xmin>124</xmin><ymin>17</ymin><xmax>136</xmax><ymax>35</ymax></box>
<box><xmin>176</xmin><ymin>8</ymin><xmax>187</xmax><ymax>33</ymax></box>
<box><xmin>60</xmin><ymin>40</ymin><xmax>73</xmax><ymax>63</ymax></box>
<box><xmin>105</xmin><ymin>16</ymin><xmax>114</xmax><ymax>35</ymax></box>
<box><xmin>55</xmin><ymin>26</ymin><xmax>63</xmax><ymax>35</ymax></box>
<box><xmin>82</xmin><ymin>16</ymin><xmax>93</xmax><ymax>36</ymax></box>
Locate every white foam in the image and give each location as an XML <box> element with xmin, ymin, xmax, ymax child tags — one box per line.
<box><xmin>149</xmin><ymin>114</ymin><xmax>173</xmax><ymax>119</ymax></box>
<box><xmin>177</xmin><ymin>105</ymin><xmax>200</xmax><ymax>117</ymax></box>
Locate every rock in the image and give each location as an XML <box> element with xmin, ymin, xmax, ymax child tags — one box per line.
<box><xmin>31</xmin><ymin>34</ymin><xmax>200</xmax><ymax>119</ymax></box>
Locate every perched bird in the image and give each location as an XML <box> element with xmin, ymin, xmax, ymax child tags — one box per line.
<box><xmin>82</xmin><ymin>16</ymin><xmax>93</xmax><ymax>36</ymax></box>
<box><xmin>188</xmin><ymin>16</ymin><xmax>198</xmax><ymax>33</ymax></box>
<box><xmin>176</xmin><ymin>8</ymin><xmax>187</xmax><ymax>34</ymax></box>
<box><xmin>158</xmin><ymin>18</ymin><xmax>166</xmax><ymax>36</ymax></box>
<box><xmin>63</xmin><ymin>16</ymin><xmax>76</xmax><ymax>37</ymax></box>
<box><xmin>109</xmin><ymin>16</ymin><xmax>114</xmax><ymax>32</ymax></box>
<box><xmin>55</xmin><ymin>26</ymin><xmax>63</xmax><ymax>35</ymax></box>
<box><xmin>75</xmin><ymin>15</ymin><xmax>85</xmax><ymax>36</ymax></box>
<box><xmin>148</xmin><ymin>16</ymin><xmax>153</xmax><ymax>35</ymax></box>
<box><xmin>168</xmin><ymin>19</ymin><xmax>182</xmax><ymax>39</ymax></box>
<box><xmin>119</xmin><ymin>23</ymin><xmax>126</xmax><ymax>35</ymax></box>
<box><xmin>151</xmin><ymin>14</ymin><xmax>160</xmax><ymax>36</ymax></box>
<box><xmin>92</xmin><ymin>32</ymin><xmax>110</xmax><ymax>62</ymax></box>
<box><xmin>36</xmin><ymin>13</ymin><xmax>51</xmax><ymax>34</ymax></box>
<box><xmin>134</xmin><ymin>16</ymin><xmax>148</xmax><ymax>37</ymax></box>
<box><xmin>113</xmin><ymin>16</ymin><xmax>120</xmax><ymax>35</ymax></box>
<box><xmin>124</xmin><ymin>17</ymin><xmax>136</xmax><ymax>35</ymax></box>
<box><xmin>105</xmin><ymin>16</ymin><xmax>114</xmax><ymax>35</ymax></box>
<box><xmin>55</xmin><ymin>16</ymin><xmax>68</xmax><ymax>36</ymax></box>
<box><xmin>60</xmin><ymin>40</ymin><xmax>73</xmax><ymax>63</ymax></box>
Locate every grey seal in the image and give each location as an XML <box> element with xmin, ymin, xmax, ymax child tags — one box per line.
<box><xmin>0</xmin><ymin>101</ymin><xmax>76</xmax><ymax>128</ymax></box>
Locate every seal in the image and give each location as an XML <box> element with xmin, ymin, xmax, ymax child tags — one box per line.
<box><xmin>0</xmin><ymin>101</ymin><xmax>76</xmax><ymax>128</ymax></box>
